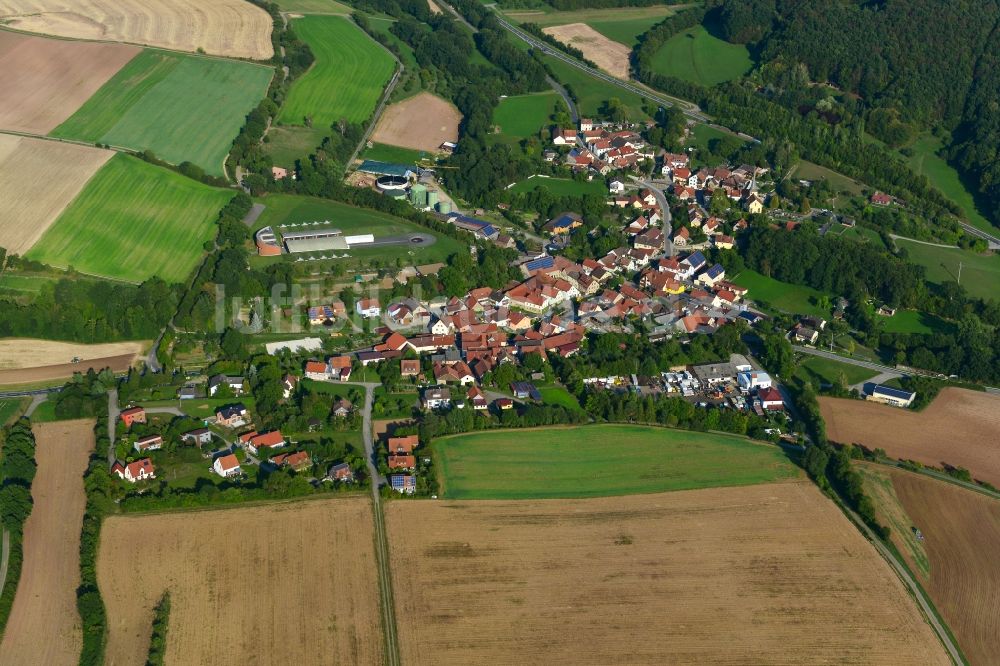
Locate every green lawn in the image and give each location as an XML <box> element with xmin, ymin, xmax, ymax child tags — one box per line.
<box><xmin>279</xmin><ymin>0</ymin><xmax>352</xmax><ymax>12</ymax></box>
<box><xmin>361</xmin><ymin>142</ymin><xmax>429</xmax><ymax>165</ymax></box>
<box><xmin>880</xmin><ymin>309</ymin><xmax>954</xmax><ymax>335</ymax></box>
<box><xmin>509</xmin><ymin>176</ymin><xmax>607</xmax><ymax>197</ymax></box>
<box><xmin>180</xmin><ymin>397</ymin><xmax>257</xmax><ymax>420</ymax></box>
<box><xmin>792</xmin><ymin>160</ymin><xmax>864</xmax><ymax>196</ymax></box>
<box><xmin>493</xmin><ymin>91</ymin><xmax>563</xmax><ymax>140</ymax></box>
<box><xmin>894</xmin><ymin>238</ymin><xmax>1000</xmax><ymax>302</ymax></box>
<box><xmin>686</xmin><ymin>123</ymin><xmax>748</xmax><ymax>165</ymax></box>
<box><xmin>27</xmin><ymin>155</ymin><xmax>230</xmax><ymax>283</ymax></box>
<box><xmin>589</xmin><ymin>15</ymin><xmax>678</xmax><ymax>46</ymax></box>
<box><xmin>27</xmin><ymin>400</ymin><xmax>61</xmax><ymax>424</ymax></box>
<box><xmin>544</xmin><ymin>55</ymin><xmax>650</xmax><ymax>120</ymax></box>
<box><xmin>837</xmin><ymin>225</ymin><xmax>886</xmax><ymax>248</ymax></box>
<box><xmin>434</xmin><ymin>424</ymin><xmax>799</xmax><ymax>499</ymax></box>
<box><xmin>731</xmin><ymin>270</ymin><xmax>832</xmax><ymax>319</ymax></box>
<box><xmin>0</xmin><ymin>398</ymin><xmax>26</xmax><ymax>425</ymax></box>
<box><xmin>51</xmin><ymin>50</ymin><xmax>272</xmax><ymax>175</ymax></box>
<box><xmin>278</xmin><ymin>15</ymin><xmax>395</xmax><ymax>126</ymax></box>
<box><xmin>793</xmin><ymin>356</ymin><xmax>876</xmax><ymax>388</ymax></box>
<box><xmin>250</xmin><ymin>194</ymin><xmax>464</xmax><ymax>267</ymax></box>
<box><xmin>538</xmin><ymin>386</ymin><xmax>584</xmax><ymax>413</ymax></box>
<box><xmin>904</xmin><ymin>134</ymin><xmax>994</xmax><ymax>234</ymax></box>
<box><xmin>648</xmin><ymin>25</ymin><xmax>752</xmax><ymax>87</ymax></box>
<box><xmin>263</xmin><ymin>125</ymin><xmax>328</xmax><ymax>168</ymax></box>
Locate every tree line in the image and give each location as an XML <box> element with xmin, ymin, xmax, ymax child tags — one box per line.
<box><xmin>0</xmin><ymin>421</ymin><xmax>37</xmax><ymax>636</ymax></box>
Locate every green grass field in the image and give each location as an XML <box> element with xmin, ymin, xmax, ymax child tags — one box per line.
<box><xmin>27</xmin><ymin>155</ymin><xmax>230</xmax><ymax>283</ymax></box>
<box><xmin>544</xmin><ymin>55</ymin><xmax>650</xmax><ymax>120</ymax></box>
<box><xmin>51</xmin><ymin>50</ymin><xmax>272</xmax><ymax>175</ymax></box>
<box><xmin>434</xmin><ymin>424</ymin><xmax>799</xmax><ymax>499</ymax></box>
<box><xmin>250</xmin><ymin>194</ymin><xmax>464</xmax><ymax>266</ymax></box>
<box><xmin>493</xmin><ymin>91</ymin><xmax>563</xmax><ymax>140</ymax></box>
<box><xmin>279</xmin><ymin>0</ymin><xmax>351</xmax><ymax>12</ymax></box>
<box><xmin>904</xmin><ymin>134</ymin><xmax>994</xmax><ymax>233</ymax></box>
<box><xmin>0</xmin><ymin>398</ymin><xmax>26</xmax><ymax>425</ymax></box>
<box><xmin>509</xmin><ymin>176</ymin><xmax>607</xmax><ymax>197</ymax></box>
<box><xmin>538</xmin><ymin>386</ymin><xmax>585</xmax><ymax>412</ymax></box>
<box><xmin>880</xmin><ymin>309</ymin><xmax>954</xmax><ymax>335</ymax></box>
<box><xmin>648</xmin><ymin>25</ymin><xmax>752</xmax><ymax>87</ymax></box>
<box><xmin>278</xmin><ymin>16</ymin><xmax>395</xmax><ymax>127</ymax></box>
<box><xmin>895</xmin><ymin>238</ymin><xmax>1000</xmax><ymax>302</ymax></box>
<box><xmin>792</xmin><ymin>160</ymin><xmax>864</xmax><ymax>196</ymax></box>
<box><xmin>263</xmin><ymin>126</ymin><xmax>328</xmax><ymax>168</ymax></box>
<box><xmin>361</xmin><ymin>142</ymin><xmax>429</xmax><ymax>165</ymax></box>
<box><xmin>793</xmin><ymin>356</ymin><xmax>875</xmax><ymax>388</ymax></box>
<box><xmin>731</xmin><ymin>270</ymin><xmax>832</xmax><ymax>318</ymax></box>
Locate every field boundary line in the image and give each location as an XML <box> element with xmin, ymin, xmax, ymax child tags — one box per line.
<box><xmin>871</xmin><ymin>458</ymin><xmax>1000</xmax><ymax>502</ymax></box>
<box><xmin>0</xmin><ymin>530</ymin><xmax>9</xmax><ymax>601</ymax></box>
<box><xmin>371</xmin><ymin>497</ymin><xmax>401</xmax><ymax>666</ymax></box>
<box><xmin>345</xmin><ymin>15</ymin><xmax>404</xmax><ymax>169</ymax></box>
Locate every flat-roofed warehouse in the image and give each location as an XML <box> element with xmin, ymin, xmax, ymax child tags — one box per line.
<box><xmin>282</xmin><ymin>227</ymin><xmax>348</xmax><ymax>253</ymax></box>
<box><xmin>691</xmin><ymin>362</ymin><xmax>737</xmax><ymax>385</ymax></box>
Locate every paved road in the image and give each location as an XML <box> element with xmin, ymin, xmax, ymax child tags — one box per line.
<box><xmin>634</xmin><ymin>177</ymin><xmax>674</xmax><ymax>257</ymax></box>
<box><xmin>546</xmin><ymin>75</ymin><xmax>579</xmax><ymax>125</ymax></box>
<box><xmin>794</xmin><ymin>345</ymin><xmax>928</xmax><ymax>378</ymax></box>
<box><xmin>0</xmin><ymin>529</ymin><xmax>9</xmax><ymax>603</ymax></box>
<box><xmin>959</xmin><ymin>221</ymin><xmax>1000</xmax><ymax>249</ymax></box>
<box><xmin>24</xmin><ymin>394</ymin><xmax>47</xmax><ymax>417</ymax></box>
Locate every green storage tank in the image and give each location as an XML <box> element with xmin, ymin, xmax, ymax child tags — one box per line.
<box><xmin>436</xmin><ymin>200</ymin><xmax>452</xmax><ymax>215</ymax></box>
<box><xmin>426</xmin><ymin>189</ymin><xmax>439</xmax><ymax>208</ymax></box>
<box><xmin>409</xmin><ymin>183</ymin><xmax>428</xmax><ymax>207</ymax></box>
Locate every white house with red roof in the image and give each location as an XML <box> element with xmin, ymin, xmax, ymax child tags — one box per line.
<box><xmin>213</xmin><ymin>453</ymin><xmax>242</xmax><ymax>477</ymax></box>
<box><xmin>112</xmin><ymin>458</ymin><xmax>156</xmax><ymax>483</ymax></box>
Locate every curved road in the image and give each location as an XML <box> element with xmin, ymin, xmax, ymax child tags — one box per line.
<box><xmin>635</xmin><ymin>177</ymin><xmax>674</xmax><ymax>257</ymax></box>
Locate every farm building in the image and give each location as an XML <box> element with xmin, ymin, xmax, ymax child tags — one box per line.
<box><xmin>281</xmin><ymin>227</ymin><xmax>349</xmax><ymax>253</ymax></box>
<box><xmin>255</xmin><ymin>226</ymin><xmax>282</xmax><ymax>256</ymax></box>
<box><xmin>868</xmin><ymin>384</ymin><xmax>916</xmax><ymax>408</ymax></box>
<box><xmin>358</xmin><ymin>160</ymin><xmax>416</xmax><ymax>179</ymax></box>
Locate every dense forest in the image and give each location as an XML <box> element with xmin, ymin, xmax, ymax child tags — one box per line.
<box><xmin>711</xmin><ymin>0</ymin><xmax>1000</xmax><ymax>226</ymax></box>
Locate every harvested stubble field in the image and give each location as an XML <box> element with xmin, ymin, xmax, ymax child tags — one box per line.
<box><xmin>0</xmin><ymin>354</ymin><xmax>135</xmax><ymax>386</ymax></box>
<box><xmin>0</xmin><ymin>31</ymin><xmax>138</xmax><ymax>134</ymax></box>
<box><xmin>0</xmin><ymin>0</ymin><xmax>273</xmax><ymax>59</ymax></box>
<box><xmin>0</xmin><ymin>134</ymin><xmax>111</xmax><ymax>256</ymax></box>
<box><xmin>371</xmin><ymin>92</ymin><xmax>461</xmax><ymax>153</ymax></box>
<box><xmin>0</xmin><ymin>339</ymin><xmax>144</xmax><ymax>370</ymax></box>
<box><xmin>386</xmin><ymin>482</ymin><xmax>947</xmax><ymax>665</ymax></box>
<box><xmin>543</xmin><ymin>23</ymin><xmax>631</xmax><ymax>78</ymax></box>
<box><xmin>0</xmin><ymin>420</ymin><xmax>94</xmax><ymax>665</ymax></box>
<box><xmin>879</xmin><ymin>467</ymin><xmax>1000</xmax><ymax>666</ymax></box>
<box><xmin>98</xmin><ymin>497</ymin><xmax>383</xmax><ymax>666</ymax></box>
<box><xmin>820</xmin><ymin>388</ymin><xmax>1000</xmax><ymax>487</ymax></box>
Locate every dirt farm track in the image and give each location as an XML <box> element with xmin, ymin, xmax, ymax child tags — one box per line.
<box><xmin>98</xmin><ymin>497</ymin><xmax>383</xmax><ymax>665</ymax></box>
<box><xmin>386</xmin><ymin>482</ymin><xmax>948</xmax><ymax>665</ymax></box>
<box><xmin>371</xmin><ymin>92</ymin><xmax>461</xmax><ymax>153</ymax></box>
<box><xmin>0</xmin><ymin>0</ymin><xmax>274</xmax><ymax>59</ymax></box>
<box><xmin>0</xmin><ymin>420</ymin><xmax>94</xmax><ymax>666</ymax></box>
<box><xmin>820</xmin><ymin>388</ymin><xmax>1000</xmax><ymax>487</ymax></box>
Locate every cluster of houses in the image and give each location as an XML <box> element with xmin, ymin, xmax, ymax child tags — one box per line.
<box><xmin>583</xmin><ymin>357</ymin><xmax>785</xmax><ymax>416</ymax></box>
<box><xmin>386</xmin><ymin>434</ymin><xmax>419</xmax><ymax>494</ymax></box>
<box><xmin>661</xmin><ymin>153</ymin><xmax>767</xmax><ymax>215</ymax></box>
<box><xmin>551</xmin><ymin>118</ymin><xmax>654</xmax><ymax>173</ymax></box>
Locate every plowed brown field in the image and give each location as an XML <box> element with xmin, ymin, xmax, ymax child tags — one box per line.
<box><xmin>0</xmin><ymin>0</ymin><xmax>273</xmax><ymax>59</ymax></box>
<box><xmin>98</xmin><ymin>497</ymin><xmax>383</xmax><ymax>666</ymax></box>
<box><xmin>543</xmin><ymin>23</ymin><xmax>630</xmax><ymax>78</ymax></box>
<box><xmin>820</xmin><ymin>388</ymin><xmax>1000</xmax><ymax>486</ymax></box>
<box><xmin>0</xmin><ymin>135</ymin><xmax>111</xmax><ymax>255</ymax></box>
<box><xmin>885</xmin><ymin>468</ymin><xmax>1000</xmax><ymax>666</ymax></box>
<box><xmin>371</xmin><ymin>92</ymin><xmax>461</xmax><ymax>152</ymax></box>
<box><xmin>0</xmin><ymin>31</ymin><xmax>138</xmax><ymax>134</ymax></box>
<box><xmin>0</xmin><ymin>420</ymin><xmax>94</xmax><ymax>665</ymax></box>
<box><xmin>386</xmin><ymin>482</ymin><xmax>948</xmax><ymax>665</ymax></box>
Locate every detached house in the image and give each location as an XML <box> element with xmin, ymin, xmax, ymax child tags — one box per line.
<box><xmin>215</xmin><ymin>404</ymin><xmax>249</xmax><ymax>428</ymax></box>
<box><xmin>422</xmin><ymin>387</ymin><xmax>452</xmax><ymax>410</ymax></box>
<box><xmin>119</xmin><ymin>406</ymin><xmax>146</xmax><ymax>428</ymax></box>
<box><xmin>208</xmin><ymin>374</ymin><xmax>244</xmax><ymax>396</ymax></box>
<box><xmin>355</xmin><ymin>298</ymin><xmax>381</xmax><ymax>318</ymax></box>
<box><xmin>245</xmin><ymin>430</ymin><xmax>285</xmax><ymax>456</ymax></box>
<box><xmin>213</xmin><ymin>453</ymin><xmax>242</xmax><ymax>478</ymax></box>
<box><xmin>326</xmin><ymin>462</ymin><xmax>354</xmax><ymax>483</ymax></box>
<box><xmin>112</xmin><ymin>458</ymin><xmax>156</xmax><ymax>483</ymax></box>
<box><xmin>390</xmin><ymin>474</ymin><xmax>416</xmax><ymax>494</ymax></box>
<box><xmin>133</xmin><ymin>434</ymin><xmax>163</xmax><ymax>453</ymax></box>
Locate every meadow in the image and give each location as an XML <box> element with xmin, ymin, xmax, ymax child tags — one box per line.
<box><xmin>648</xmin><ymin>25</ymin><xmax>752</xmax><ymax>86</ymax></box>
<box><xmin>362</xmin><ymin>142</ymin><xmax>429</xmax><ymax>165</ymax></box>
<box><xmin>27</xmin><ymin>155</ymin><xmax>231</xmax><ymax>283</ymax></box>
<box><xmin>894</xmin><ymin>237</ymin><xmax>1000</xmax><ymax>302</ymax></box>
<box><xmin>731</xmin><ymin>269</ymin><xmax>832</xmax><ymax>318</ymax></box>
<box><xmin>792</xmin><ymin>159</ymin><xmax>864</xmax><ymax>195</ymax></box>
<box><xmin>793</xmin><ymin>355</ymin><xmax>875</xmax><ymax>388</ymax></box>
<box><xmin>904</xmin><ymin>134</ymin><xmax>994</xmax><ymax>233</ymax></box>
<box><xmin>509</xmin><ymin>176</ymin><xmax>607</xmax><ymax>197</ymax></box>
<box><xmin>433</xmin><ymin>424</ymin><xmax>799</xmax><ymax>499</ymax></box>
<box><xmin>493</xmin><ymin>91</ymin><xmax>563</xmax><ymax>140</ymax></box>
<box><xmin>544</xmin><ymin>54</ymin><xmax>649</xmax><ymax>119</ymax></box>
<box><xmin>278</xmin><ymin>15</ymin><xmax>395</xmax><ymax>127</ymax></box>
<box><xmin>880</xmin><ymin>309</ymin><xmax>953</xmax><ymax>335</ymax></box>
<box><xmin>0</xmin><ymin>397</ymin><xmax>26</xmax><ymax>425</ymax></box>
<box><xmin>51</xmin><ymin>50</ymin><xmax>272</xmax><ymax>175</ymax></box>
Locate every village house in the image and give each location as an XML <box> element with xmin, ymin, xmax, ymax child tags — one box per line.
<box><xmin>793</xmin><ymin>326</ymin><xmax>820</xmax><ymax>345</ymax></box>
<box><xmin>551</xmin><ymin>127</ymin><xmax>577</xmax><ymax>145</ymax></box>
<box><xmin>388</xmin><ymin>435</ymin><xmax>419</xmax><ymax>455</ymax></box>
<box><xmin>215</xmin><ymin>404</ymin><xmax>249</xmax><ymax>428</ymax></box>
<box><xmin>388</xmin><ymin>455</ymin><xmax>416</xmax><ymax>470</ymax></box>
<box><xmin>133</xmin><ymin>434</ymin><xmax>163</xmax><ymax>453</ymax></box>
<box><xmin>328</xmin><ymin>355</ymin><xmax>353</xmax><ymax>381</ymax></box>
<box><xmin>400</xmin><ymin>359</ymin><xmax>420</xmax><ymax>377</ymax></box>
<box><xmin>421</xmin><ymin>387</ymin><xmax>452</xmax><ymax>410</ymax></box>
<box><xmin>326</xmin><ymin>462</ymin><xmax>354</xmax><ymax>482</ymax></box>
<box><xmin>757</xmin><ymin>387</ymin><xmax>784</xmax><ymax>410</ymax></box>
<box><xmin>181</xmin><ymin>428</ymin><xmax>212</xmax><ymax>446</ymax></box>
<box><xmin>307</xmin><ymin>302</ymin><xmax>346</xmax><ymax>325</ymax></box>
<box><xmin>271</xmin><ymin>450</ymin><xmax>311</xmax><ymax>471</ymax></box>
<box><xmin>208</xmin><ymin>374</ymin><xmax>244</xmax><ymax>396</ymax></box>
<box><xmin>282</xmin><ymin>374</ymin><xmax>298</xmax><ymax>399</ymax></box>
<box><xmin>355</xmin><ymin>298</ymin><xmax>381</xmax><ymax>318</ymax></box>
<box><xmin>390</xmin><ymin>474</ymin><xmax>417</xmax><ymax>494</ymax></box>
<box><xmin>119</xmin><ymin>406</ymin><xmax>146</xmax><ymax>428</ymax></box>
<box><xmin>332</xmin><ymin>398</ymin><xmax>353</xmax><ymax>418</ymax></box>
<box><xmin>112</xmin><ymin>458</ymin><xmax>156</xmax><ymax>483</ymax></box>
<box><xmin>304</xmin><ymin>360</ymin><xmax>330</xmax><ymax>381</ymax></box>
<box><xmin>245</xmin><ymin>430</ymin><xmax>285</xmax><ymax>456</ymax></box>
<box><xmin>213</xmin><ymin>453</ymin><xmax>242</xmax><ymax>478</ymax></box>
<box><xmin>697</xmin><ymin>264</ymin><xmax>726</xmax><ymax>288</ymax></box>
<box><xmin>870</xmin><ymin>191</ymin><xmax>894</xmax><ymax>206</ymax></box>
